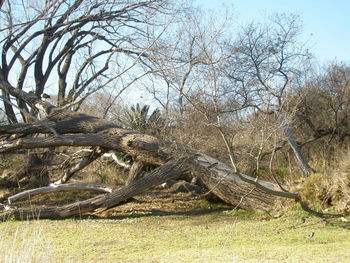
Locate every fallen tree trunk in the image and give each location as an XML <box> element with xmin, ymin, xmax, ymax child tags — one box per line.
<box><xmin>7</xmin><ymin>183</ymin><xmax>114</xmax><ymax>204</ymax></box>
<box><xmin>192</xmin><ymin>154</ymin><xmax>298</xmax><ymax>211</ymax></box>
<box><xmin>0</xmin><ymin>84</ymin><xmax>300</xmax><ymax>219</ymax></box>
<box><xmin>0</xmin><ymin>129</ymin><xmax>296</xmax><ymax>218</ymax></box>
<box><xmin>5</xmin><ymin>158</ymin><xmax>190</xmax><ymax>219</ymax></box>
<box><xmin>2</xmin><ymin>152</ymin><xmax>297</xmax><ymax>219</ymax></box>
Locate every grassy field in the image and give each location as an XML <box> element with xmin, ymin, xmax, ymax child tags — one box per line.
<box><xmin>0</xmin><ymin>191</ymin><xmax>349</xmax><ymax>263</ymax></box>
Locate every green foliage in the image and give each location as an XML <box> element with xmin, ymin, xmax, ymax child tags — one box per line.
<box><xmin>117</xmin><ymin>104</ymin><xmax>162</xmax><ymax>133</ymax></box>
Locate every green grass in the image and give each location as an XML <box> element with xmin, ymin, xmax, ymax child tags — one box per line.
<box><xmin>0</xmin><ymin>206</ymin><xmax>349</xmax><ymax>263</ymax></box>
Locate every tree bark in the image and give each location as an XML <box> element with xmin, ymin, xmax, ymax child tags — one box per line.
<box><xmin>2</xmin><ymin>153</ymin><xmax>299</xmax><ymax>219</ymax></box>
<box><xmin>192</xmin><ymin>153</ymin><xmax>297</xmax><ymax>210</ymax></box>
<box><xmin>126</xmin><ymin>160</ymin><xmax>145</xmax><ymax>186</ymax></box>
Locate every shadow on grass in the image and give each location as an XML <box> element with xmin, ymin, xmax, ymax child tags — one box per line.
<box><xmin>324</xmin><ymin>218</ymin><xmax>350</xmax><ymax>230</ymax></box>
<box><xmin>299</xmin><ymin>203</ymin><xmax>350</xmax><ymax>230</ymax></box>
<box><xmin>98</xmin><ymin>207</ymin><xmax>233</xmax><ymax>220</ymax></box>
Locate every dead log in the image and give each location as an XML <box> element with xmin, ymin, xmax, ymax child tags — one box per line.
<box><xmin>2</xmin><ymin>153</ymin><xmax>299</xmax><ymax>219</ymax></box>
<box><xmin>0</xmin><ymin>122</ymin><xmax>298</xmax><ymax>218</ymax></box>
<box><xmin>0</xmin><ymin>129</ymin><xmax>166</xmax><ymax>165</ymax></box>
<box><xmin>0</xmin><ymin>85</ymin><xmax>301</xmax><ymax>219</ymax></box>
<box><xmin>192</xmin><ymin>153</ymin><xmax>298</xmax><ymax>211</ymax></box>
<box><xmin>0</xmin><ymin>123</ymin><xmax>298</xmax><ymax>218</ymax></box>
<box><xmin>8</xmin><ymin>183</ymin><xmax>114</xmax><ymax>203</ymax></box>
<box><xmin>4</xmin><ymin>158</ymin><xmax>190</xmax><ymax>219</ymax></box>
<box><xmin>126</xmin><ymin>160</ymin><xmax>146</xmax><ymax>185</ymax></box>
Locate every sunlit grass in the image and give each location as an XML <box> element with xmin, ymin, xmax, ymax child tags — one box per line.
<box><xmin>0</xmin><ymin>222</ymin><xmax>53</xmax><ymax>263</ymax></box>
<box><xmin>0</xmin><ymin>205</ymin><xmax>349</xmax><ymax>263</ymax></box>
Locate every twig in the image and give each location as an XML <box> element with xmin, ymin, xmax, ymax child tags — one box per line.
<box><xmin>233</xmin><ymin>187</ymin><xmax>257</xmax><ymax>210</ymax></box>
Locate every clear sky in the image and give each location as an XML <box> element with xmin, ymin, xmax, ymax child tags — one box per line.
<box><xmin>193</xmin><ymin>0</ymin><xmax>350</xmax><ymax>65</ymax></box>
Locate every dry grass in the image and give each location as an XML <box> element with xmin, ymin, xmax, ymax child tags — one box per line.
<box><xmin>299</xmin><ymin>149</ymin><xmax>350</xmax><ymax>213</ymax></box>
<box><xmin>0</xmin><ymin>222</ymin><xmax>53</xmax><ymax>263</ymax></box>
<box><xmin>328</xmin><ymin>150</ymin><xmax>350</xmax><ymax>213</ymax></box>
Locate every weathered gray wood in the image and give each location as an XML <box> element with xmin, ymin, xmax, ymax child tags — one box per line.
<box><xmin>1</xmin><ymin>147</ymin><xmax>303</xmax><ymax>220</ymax></box>
<box><xmin>8</xmin><ymin>183</ymin><xmax>114</xmax><ymax>203</ymax></box>
<box><xmin>5</xmin><ymin>158</ymin><xmax>189</xmax><ymax>219</ymax></box>
<box><xmin>283</xmin><ymin>123</ymin><xmax>314</xmax><ymax>176</ymax></box>
<box><xmin>126</xmin><ymin>160</ymin><xmax>145</xmax><ymax>186</ymax></box>
<box><xmin>0</xmin><ymin>130</ymin><xmax>165</xmax><ymax>165</ymax></box>
<box><xmin>276</xmin><ymin>111</ymin><xmax>314</xmax><ymax>177</ymax></box>
<box><xmin>193</xmin><ymin>153</ymin><xmax>298</xmax><ymax>211</ymax></box>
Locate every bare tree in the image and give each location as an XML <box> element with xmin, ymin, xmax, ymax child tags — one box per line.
<box><xmin>162</xmin><ymin>14</ymin><xmax>313</xmax><ymax>184</ymax></box>
<box><xmin>139</xmin><ymin>7</ymin><xmax>231</xmax><ymax>115</ymax></box>
<box><xmin>0</xmin><ymin>0</ymin><xmax>179</xmax><ymax>187</ymax></box>
<box><xmin>223</xmin><ymin>14</ymin><xmax>314</xmax><ymax>176</ymax></box>
<box><xmin>0</xmin><ymin>0</ymin><xmax>171</xmax><ymax>121</ymax></box>
<box><xmin>295</xmin><ymin>63</ymin><xmax>350</xmax><ymax>145</ymax></box>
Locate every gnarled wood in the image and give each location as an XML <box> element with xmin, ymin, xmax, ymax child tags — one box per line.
<box><xmin>2</xmin><ymin>153</ymin><xmax>297</xmax><ymax>219</ymax></box>
<box><xmin>126</xmin><ymin>160</ymin><xmax>145</xmax><ymax>186</ymax></box>
<box><xmin>5</xmin><ymin>158</ymin><xmax>190</xmax><ymax>219</ymax></box>
<box><xmin>192</xmin><ymin>153</ymin><xmax>297</xmax><ymax>211</ymax></box>
<box><xmin>0</xmin><ymin>130</ymin><xmax>166</xmax><ymax>165</ymax></box>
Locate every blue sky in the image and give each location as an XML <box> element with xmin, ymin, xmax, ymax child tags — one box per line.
<box><xmin>193</xmin><ymin>0</ymin><xmax>350</xmax><ymax>65</ymax></box>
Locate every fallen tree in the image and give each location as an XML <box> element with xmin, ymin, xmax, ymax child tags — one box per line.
<box><xmin>0</xmin><ymin>84</ymin><xmax>300</xmax><ymax>219</ymax></box>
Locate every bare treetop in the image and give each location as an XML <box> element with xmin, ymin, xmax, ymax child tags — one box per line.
<box><xmin>0</xmin><ymin>0</ymin><xmax>173</xmax><ymax>122</ymax></box>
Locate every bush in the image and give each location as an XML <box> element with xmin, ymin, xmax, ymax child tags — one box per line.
<box><xmin>299</xmin><ymin>173</ymin><xmax>331</xmax><ymax>212</ymax></box>
<box><xmin>299</xmin><ymin>150</ymin><xmax>350</xmax><ymax>213</ymax></box>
